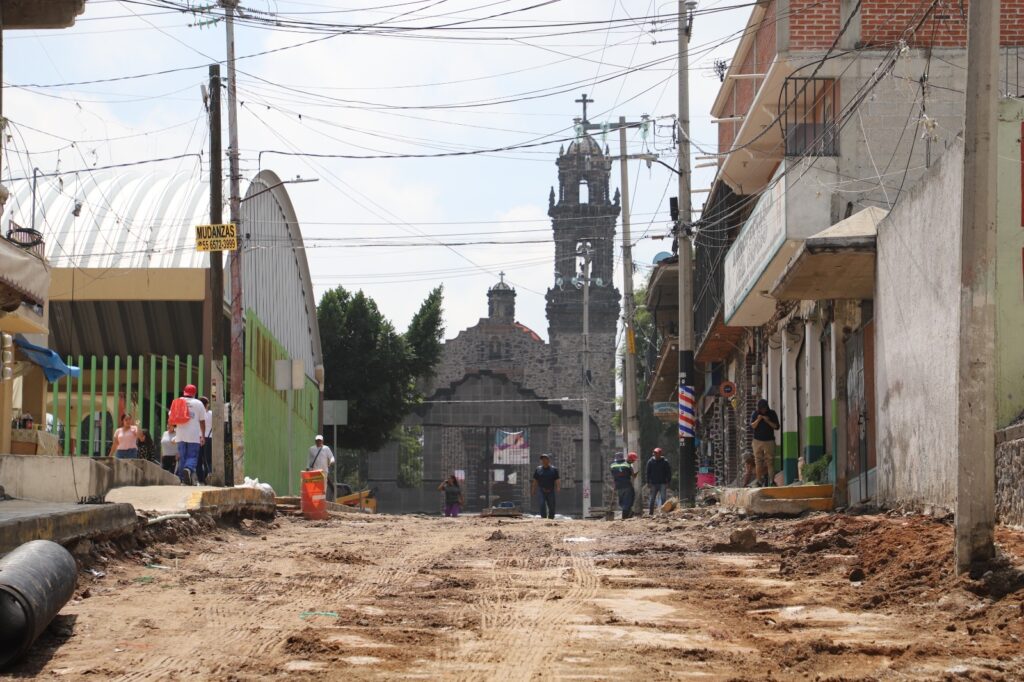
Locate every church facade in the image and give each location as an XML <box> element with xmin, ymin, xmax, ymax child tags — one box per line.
<box><xmin>368</xmin><ymin>129</ymin><xmax>621</xmax><ymax>516</ymax></box>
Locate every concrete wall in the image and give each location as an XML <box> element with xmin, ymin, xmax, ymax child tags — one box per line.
<box><xmin>996</xmin><ymin>99</ymin><xmax>1024</xmax><ymax>428</ymax></box>
<box><xmin>874</xmin><ymin>140</ymin><xmax>963</xmax><ymax>511</ymax></box>
<box><xmin>0</xmin><ymin>455</ymin><xmax>112</xmax><ymax>503</ymax></box>
<box><xmin>996</xmin><ymin>426</ymin><xmax>1024</xmax><ymax>527</ymax></box>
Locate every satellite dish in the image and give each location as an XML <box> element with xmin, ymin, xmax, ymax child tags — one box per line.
<box><xmin>653</xmin><ymin>251</ymin><xmax>672</xmax><ymax>264</ymax></box>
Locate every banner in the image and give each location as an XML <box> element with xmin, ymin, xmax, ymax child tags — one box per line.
<box><xmin>493</xmin><ymin>429</ymin><xmax>529</xmax><ymax>465</ymax></box>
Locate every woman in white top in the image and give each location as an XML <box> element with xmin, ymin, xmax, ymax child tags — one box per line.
<box><xmin>160</xmin><ymin>425</ymin><xmax>178</xmax><ymax>474</ymax></box>
<box><xmin>109</xmin><ymin>413</ymin><xmax>140</xmax><ymax>459</ymax></box>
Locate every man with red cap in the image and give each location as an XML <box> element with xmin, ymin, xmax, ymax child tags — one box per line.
<box><xmin>645</xmin><ymin>447</ymin><xmax>672</xmax><ymax>515</ymax></box>
<box><xmin>169</xmin><ymin>384</ymin><xmax>206</xmax><ymax>485</ymax></box>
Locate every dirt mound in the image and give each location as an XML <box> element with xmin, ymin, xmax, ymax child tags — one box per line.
<box><xmin>779</xmin><ymin>514</ymin><xmax>954</xmax><ymax>608</ymax></box>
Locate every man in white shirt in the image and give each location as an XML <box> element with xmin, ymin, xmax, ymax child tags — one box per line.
<box><xmin>308</xmin><ymin>435</ymin><xmax>336</xmax><ymax>501</ymax></box>
<box><xmin>172</xmin><ymin>384</ymin><xmax>206</xmax><ymax>486</ymax></box>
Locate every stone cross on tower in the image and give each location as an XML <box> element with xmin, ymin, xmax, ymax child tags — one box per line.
<box><xmin>575</xmin><ymin>93</ymin><xmax>594</xmax><ymax>123</ymax></box>
<box><xmin>498</xmin><ymin>271</ymin><xmax>505</xmax><ymax>285</ymax></box>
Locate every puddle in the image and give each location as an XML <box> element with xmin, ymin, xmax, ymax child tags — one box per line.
<box><xmin>749</xmin><ymin>604</ymin><xmax>908</xmax><ymax>643</ymax></box>
<box><xmin>345</xmin><ymin>656</ymin><xmax>383</xmax><ymax>665</ymax></box>
<box><xmin>563</xmin><ymin>537</ymin><xmax>596</xmax><ymax>543</ymax></box>
<box><xmin>284</xmin><ymin>660</ymin><xmax>326</xmax><ymax>671</ymax></box>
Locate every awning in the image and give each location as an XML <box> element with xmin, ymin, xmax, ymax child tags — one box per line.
<box><xmin>14</xmin><ymin>336</ymin><xmax>80</xmax><ymax>382</ymax></box>
<box><xmin>770</xmin><ymin>206</ymin><xmax>887</xmax><ymax>301</ymax></box>
<box><xmin>0</xmin><ymin>237</ymin><xmax>50</xmax><ymax>309</ymax></box>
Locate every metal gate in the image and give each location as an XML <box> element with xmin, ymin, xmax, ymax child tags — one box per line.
<box><xmin>845</xmin><ymin>320</ymin><xmax>876</xmax><ymax>502</ymax></box>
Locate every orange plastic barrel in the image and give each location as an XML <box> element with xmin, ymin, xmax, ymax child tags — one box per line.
<box><xmin>300</xmin><ymin>470</ymin><xmax>328</xmax><ymax>520</ymax></box>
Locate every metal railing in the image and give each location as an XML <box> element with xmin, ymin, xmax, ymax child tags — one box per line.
<box><xmin>694</xmin><ymin>185</ymin><xmax>746</xmax><ymax>350</ymax></box>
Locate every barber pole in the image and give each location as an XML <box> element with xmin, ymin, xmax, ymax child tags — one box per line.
<box><xmin>678</xmin><ymin>379</ymin><xmax>695</xmax><ymax>439</ymax></box>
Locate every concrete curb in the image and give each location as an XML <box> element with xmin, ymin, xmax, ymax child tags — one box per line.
<box><xmin>0</xmin><ymin>501</ymin><xmax>137</xmax><ymax>554</ymax></box>
<box><xmin>719</xmin><ymin>486</ymin><xmax>834</xmax><ymax>516</ymax></box>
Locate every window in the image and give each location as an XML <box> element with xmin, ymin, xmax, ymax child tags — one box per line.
<box><xmin>782</xmin><ymin>78</ymin><xmax>838</xmax><ymax>157</ymax></box>
<box><xmin>579</xmin><ymin>180</ymin><xmax>589</xmax><ymax>204</ymax></box>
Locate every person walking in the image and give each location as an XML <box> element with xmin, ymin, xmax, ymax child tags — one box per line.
<box><xmin>308</xmin><ymin>435</ymin><xmax>336</xmax><ymax>501</ymax></box>
<box><xmin>750</xmin><ymin>399</ymin><xmax>780</xmax><ymax>487</ymax></box>
<box><xmin>531</xmin><ymin>453</ymin><xmax>559</xmax><ymax>519</ymax></box>
<box><xmin>197</xmin><ymin>396</ymin><xmax>213</xmax><ymax>484</ymax></box>
<box><xmin>108</xmin><ymin>413</ymin><xmax>140</xmax><ymax>459</ymax></box>
<box><xmin>610</xmin><ymin>452</ymin><xmax>637</xmax><ymax>519</ymax></box>
<box><xmin>645</xmin><ymin>447</ymin><xmax>672</xmax><ymax>515</ymax></box>
<box><xmin>160</xmin><ymin>425</ymin><xmax>178</xmax><ymax>474</ymax></box>
<box><xmin>169</xmin><ymin>384</ymin><xmax>206</xmax><ymax>486</ymax></box>
<box><xmin>437</xmin><ymin>474</ymin><xmax>464</xmax><ymax>517</ymax></box>
<box><xmin>137</xmin><ymin>429</ymin><xmax>158</xmax><ymax>465</ymax></box>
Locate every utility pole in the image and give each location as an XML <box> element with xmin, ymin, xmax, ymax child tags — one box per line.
<box><xmin>222</xmin><ymin>0</ymin><xmax>245</xmax><ymax>484</ymax></box>
<box><xmin>580</xmin><ymin>243</ymin><xmax>593</xmax><ymax>519</ymax></box>
<box><xmin>575</xmin><ymin>103</ymin><xmax>656</xmax><ymax>514</ymax></box>
<box><xmin>615</xmin><ymin>115</ymin><xmax>654</xmax><ymax>516</ymax></box>
<box><xmin>207</xmin><ymin>63</ymin><xmax>226</xmax><ymax>486</ymax></box>
<box><xmin>676</xmin><ymin>0</ymin><xmax>697</xmax><ymax>506</ymax></box>
<box><xmin>955</xmin><ymin>0</ymin><xmax>998</xmax><ymax>573</ymax></box>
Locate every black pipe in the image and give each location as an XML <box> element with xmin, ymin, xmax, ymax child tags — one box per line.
<box><xmin>0</xmin><ymin>540</ymin><xmax>78</xmax><ymax>669</ymax></box>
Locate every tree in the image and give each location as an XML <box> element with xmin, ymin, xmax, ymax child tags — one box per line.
<box><xmin>405</xmin><ymin>285</ymin><xmax>445</xmax><ymax>379</ymax></box>
<box><xmin>317</xmin><ymin>286</ymin><xmax>445</xmax><ymax>453</ymax></box>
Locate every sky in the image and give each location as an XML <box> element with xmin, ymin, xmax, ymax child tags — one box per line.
<box><xmin>2</xmin><ymin>0</ymin><xmax>750</xmax><ymax>344</ymax></box>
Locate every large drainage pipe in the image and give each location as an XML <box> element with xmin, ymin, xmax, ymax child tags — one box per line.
<box><xmin>0</xmin><ymin>540</ymin><xmax>78</xmax><ymax>669</ymax></box>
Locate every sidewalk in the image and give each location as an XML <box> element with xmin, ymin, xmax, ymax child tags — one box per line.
<box><xmin>0</xmin><ymin>498</ymin><xmax>137</xmax><ymax>553</ymax></box>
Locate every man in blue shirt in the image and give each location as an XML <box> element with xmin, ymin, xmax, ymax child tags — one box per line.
<box><xmin>645</xmin><ymin>447</ymin><xmax>672</xmax><ymax>515</ymax></box>
<box><xmin>750</xmin><ymin>399</ymin><xmax>780</xmax><ymax>487</ymax></box>
<box><xmin>531</xmin><ymin>453</ymin><xmax>560</xmax><ymax>519</ymax></box>
<box><xmin>610</xmin><ymin>453</ymin><xmax>637</xmax><ymax>519</ymax></box>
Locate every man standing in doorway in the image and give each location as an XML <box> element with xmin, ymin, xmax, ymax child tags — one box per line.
<box><xmin>531</xmin><ymin>453</ymin><xmax>559</xmax><ymax>519</ymax></box>
<box><xmin>750</xmin><ymin>398</ymin><xmax>780</xmax><ymax>487</ymax></box>
<box><xmin>308</xmin><ymin>435</ymin><xmax>336</xmax><ymax>502</ymax></box>
<box><xmin>610</xmin><ymin>452</ymin><xmax>637</xmax><ymax>519</ymax></box>
<box><xmin>170</xmin><ymin>384</ymin><xmax>206</xmax><ymax>486</ymax></box>
<box><xmin>646</xmin><ymin>447</ymin><xmax>672</xmax><ymax>515</ymax></box>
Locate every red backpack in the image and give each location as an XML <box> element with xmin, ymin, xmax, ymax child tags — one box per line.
<box><xmin>168</xmin><ymin>397</ymin><xmax>192</xmax><ymax>426</ymax></box>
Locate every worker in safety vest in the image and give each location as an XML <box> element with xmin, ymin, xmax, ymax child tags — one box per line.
<box><xmin>610</xmin><ymin>452</ymin><xmax>638</xmax><ymax>519</ymax></box>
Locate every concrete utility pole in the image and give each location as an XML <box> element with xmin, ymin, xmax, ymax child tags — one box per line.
<box><xmin>206</xmin><ymin>63</ymin><xmax>226</xmax><ymax>486</ymax></box>
<box><xmin>955</xmin><ymin>0</ymin><xmax>999</xmax><ymax>573</ymax></box>
<box><xmin>575</xmin><ymin>104</ymin><xmax>656</xmax><ymax>515</ymax></box>
<box><xmin>580</xmin><ymin>243</ymin><xmax>593</xmax><ymax>519</ymax></box>
<box><xmin>676</xmin><ymin>0</ymin><xmax>697</xmax><ymax>505</ymax></box>
<box><xmin>222</xmin><ymin>0</ymin><xmax>245</xmax><ymax>484</ymax></box>
<box><xmin>615</xmin><ymin>115</ymin><xmax>656</xmax><ymax>515</ymax></box>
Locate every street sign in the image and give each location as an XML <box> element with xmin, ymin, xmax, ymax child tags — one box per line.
<box><xmin>195</xmin><ymin>223</ymin><xmax>238</xmax><ymax>251</ymax></box>
<box><xmin>323</xmin><ymin>400</ymin><xmax>348</xmax><ymax>426</ymax></box>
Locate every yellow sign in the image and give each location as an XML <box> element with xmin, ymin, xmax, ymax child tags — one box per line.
<box><xmin>195</xmin><ymin>223</ymin><xmax>238</xmax><ymax>251</ymax></box>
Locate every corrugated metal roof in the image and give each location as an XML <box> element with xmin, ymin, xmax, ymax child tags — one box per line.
<box><xmin>1</xmin><ymin>169</ymin><xmax>217</xmax><ymax>269</ymax></box>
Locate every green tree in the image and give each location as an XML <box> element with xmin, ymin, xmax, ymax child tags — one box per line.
<box><xmin>404</xmin><ymin>285</ymin><xmax>445</xmax><ymax>379</ymax></box>
<box><xmin>317</xmin><ymin>286</ymin><xmax>445</xmax><ymax>453</ymax></box>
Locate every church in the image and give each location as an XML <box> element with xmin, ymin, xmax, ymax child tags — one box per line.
<box><xmin>368</xmin><ymin>115</ymin><xmax>622</xmax><ymax>516</ymax></box>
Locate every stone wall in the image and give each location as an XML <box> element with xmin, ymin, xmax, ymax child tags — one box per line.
<box><xmin>996</xmin><ymin>426</ymin><xmax>1024</xmax><ymax>527</ymax></box>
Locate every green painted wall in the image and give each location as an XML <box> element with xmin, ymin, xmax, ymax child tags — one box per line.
<box><xmin>997</xmin><ymin>100</ymin><xmax>1024</xmax><ymax>429</ymax></box>
<box><xmin>803</xmin><ymin>415</ymin><xmax>825</xmax><ymax>463</ymax></box>
<box><xmin>243</xmin><ymin>311</ymin><xmax>319</xmax><ymax>496</ymax></box>
<box><xmin>782</xmin><ymin>431</ymin><xmax>799</xmax><ymax>481</ymax></box>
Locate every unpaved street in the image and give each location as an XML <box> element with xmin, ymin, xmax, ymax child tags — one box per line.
<box><xmin>7</xmin><ymin>510</ymin><xmax>1024</xmax><ymax>681</ymax></box>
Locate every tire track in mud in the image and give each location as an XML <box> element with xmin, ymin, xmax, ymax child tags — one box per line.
<box><xmin>444</xmin><ymin>539</ymin><xmax>602</xmax><ymax>682</ymax></box>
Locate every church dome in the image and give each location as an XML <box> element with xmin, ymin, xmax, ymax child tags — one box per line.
<box><xmin>565</xmin><ymin>134</ymin><xmax>603</xmax><ymax>157</ymax></box>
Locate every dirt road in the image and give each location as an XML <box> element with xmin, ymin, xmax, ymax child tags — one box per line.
<box><xmin>7</xmin><ymin>509</ymin><xmax>1024</xmax><ymax>680</ymax></box>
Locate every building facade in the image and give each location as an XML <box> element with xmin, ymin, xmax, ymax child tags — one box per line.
<box><xmin>645</xmin><ymin>0</ymin><xmax>1024</xmax><ymax>504</ymax></box>
<box><xmin>370</xmin><ymin>133</ymin><xmax>621</xmax><ymax>516</ymax></box>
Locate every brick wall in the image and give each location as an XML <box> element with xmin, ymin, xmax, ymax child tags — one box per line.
<box><xmin>789</xmin><ymin>0</ymin><xmax>1024</xmax><ymax>51</ymax></box>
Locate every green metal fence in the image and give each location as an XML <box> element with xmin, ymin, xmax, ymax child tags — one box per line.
<box><xmin>51</xmin><ymin>354</ymin><xmax>226</xmax><ymax>457</ymax></box>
